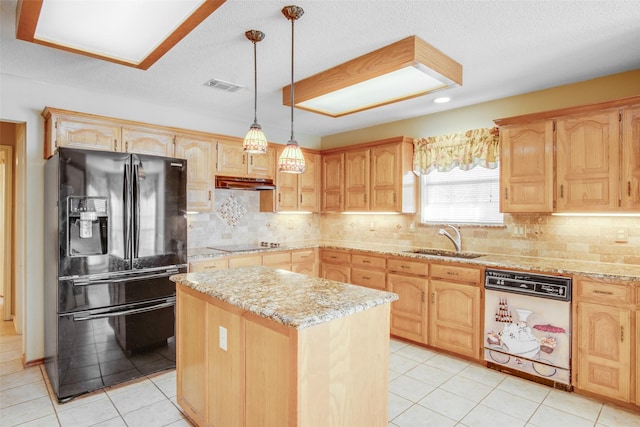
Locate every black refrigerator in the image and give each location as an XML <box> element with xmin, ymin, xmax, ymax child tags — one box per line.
<box><xmin>44</xmin><ymin>147</ymin><xmax>187</xmax><ymax>401</ymax></box>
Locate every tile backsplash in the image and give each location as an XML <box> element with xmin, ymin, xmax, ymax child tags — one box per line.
<box><xmin>320</xmin><ymin>213</ymin><xmax>640</xmax><ymax>265</ymax></box>
<box><xmin>188</xmin><ymin>190</ymin><xmax>639</xmax><ymax>265</ymax></box>
<box><xmin>187</xmin><ymin>190</ymin><xmax>321</xmax><ymax>248</ymax></box>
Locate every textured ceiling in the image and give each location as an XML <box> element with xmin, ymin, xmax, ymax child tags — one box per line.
<box><xmin>1</xmin><ymin>0</ymin><xmax>640</xmax><ymax>140</ymax></box>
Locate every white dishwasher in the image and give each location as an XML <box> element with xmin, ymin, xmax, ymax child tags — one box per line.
<box><xmin>484</xmin><ymin>268</ymin><xmax>572</xmax><ymax>390</ymax></box>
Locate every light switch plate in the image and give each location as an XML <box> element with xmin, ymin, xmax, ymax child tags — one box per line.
<box><xmin>219</xmin><ymin>326</ymin><xmax>227</xmax><ymax>351</ymax></box>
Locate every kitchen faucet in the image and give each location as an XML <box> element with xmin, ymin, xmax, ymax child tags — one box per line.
<box><xmin>439</xmin><ymin>225</ymin><xmax>461</xmax><ymax>253</ymax></box>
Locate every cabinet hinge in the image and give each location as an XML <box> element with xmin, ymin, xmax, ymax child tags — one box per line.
<box><xmin>619</xmin><ymin>111</ymin><xmax>623</xmax><ymax>122</ymax></box>
<box><xmin>421</xmin><ymin>291</ymin><xmax>425</xmax><ymax>302</ymax></box>
<box><xmin>54</xmin><ymin>120</ymin><xmax>58</xmax><ymax>129</ymax></box>
<box><xmin>552</xmin><ymin>121</ymin><xmax>556</xmax><ymax>131</ymax></box>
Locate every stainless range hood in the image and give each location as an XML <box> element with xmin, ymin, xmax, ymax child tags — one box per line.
<box><xmin>215</xmin><ymin>175</ymin><xmax>276</xmax><ymax>191</ymax></box>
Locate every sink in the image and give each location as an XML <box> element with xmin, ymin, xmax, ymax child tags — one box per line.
<box><xmin>404</xmin><ymin>249</ymin><xmax>483</xmax><ymax>259</ymax></box>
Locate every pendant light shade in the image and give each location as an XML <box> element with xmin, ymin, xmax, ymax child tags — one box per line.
<box><xmin>243</xmin><ymin>29</ymin><xmax>268</xmax><ymax>154</ymax></box>
<box><xmin>278</xmin><ymin>5</ymin><xmax>305</xmax><ymax>174</ymax></box>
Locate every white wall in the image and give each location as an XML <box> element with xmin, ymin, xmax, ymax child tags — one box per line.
<box><xmin>0</xmin><ymin>73</ymin><xmax>320</xmax><ymax>362</ymax></box>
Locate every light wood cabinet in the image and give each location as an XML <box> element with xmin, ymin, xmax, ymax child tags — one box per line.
<box><xmin>321</xmin><ymin>152</ymin><xmax>344</xmax><ymax>212</ymax></box>
<box><xmin>320</xmin><ymin>249</ymin><xmax>351</xmax><ymax>283</ymax></box>
<box><xmin>573</xmin><ymin>276</ymin><xmax>636</xmax><ymax>404</ymax></box>
<box><xmin>43</xmin><ymin>109</ymin><xmax>121</xmax><ymax>157</ymax></box>
<box><xmin>575</xmin><ymin>301</ymin><xmax>631</xmax><ymax>401</ymax></box>
<box><xmin>387</xmin><ymin>271</ymin><xmax>427</xmax><ymax>344</ymax></box>
<box><xmin>299</xmin><ymin>152</ymin><xmax>321</xmax><ymax>212</ymax></box>
<box><xmin>262</xmin><ymin>150</ymin><xmax>321</xmax><ymax>213</ymax></box>
<box><xmin>262</xmin><ymin>251</ymin><xmax>292</xmax><ymax>270</ymax></box>
<box><xmin>556</xmin><ymin>109</ymin><xmax>620</xmax><ymax>212</ymax></box>
<box><xmin>175</xmin><ymin>133</ymin><xmax>215</xmax><ymax>212</ymax></box>
<box><xmin>321</xmin><ymin>137</ymin><xmax>416</xmax><ymax>213</ymax></box>
<box><xmin>622</xmin><ymin>104</ymin><xmax>640</xmax><ymax>210</ymax></box>
<box><xmin>344</xmin><ymin>149</ymin><xmax>370</xmax><ymax>211</ymax></box>
<box><xmin>350</xmin><ymin>252</ymin><xmax>386</xmax><ymax>291</ymax></box>
<box><xmin>429</xmin><ymin>263</ymin><xmax>482</xmax><ymax>360</ymax></box>
<box><xmin>636</xmin><ymin>303</ymin><xmax>640</xmax><ymax>406</ymax></box>
<box><xmin>370</xmin><ymin>142</ymin><xmax>410</xmax><ymax>212</ymax></box>
<box><xmin>207</xmin><ymin>299</ymin><xmax>244</xmax><ymax>427</ymax></box>
<box><xmin>122</xmin><ymin>126</ymin><xmax>175</xmax><ymax>156</ymax></box>
<box><xmin>189</xmin><ymin>258</ymin><xmax>228</xmax><ymax>272</ymax></box>
<box><xmin>176</xmin><ymin>287</ymin><xmax>207</xmax><ymax>426</ymax></box>
<box><xmin>176</xmin><ymin>281</ymin><xmax>391</xmax><ymax>427</ymax></box>
<box><xmin>229</xmin><ymin>254</ymin><xmax>263</xmax><ymax>268</ymax></box>
<box><xmin>216</xmin><ymin>138</ymin><xmax>274</xmax><ymax>179</ymax></box>
<box><xmin>499</xmin><ymin>120</ymin><xmax>554</xmax><ymax>212</ymax></box>
<box><xmin>291</xmin><ymin>248</ymin><xmax>317</xmax><ymax>277</ymax></box>
<box><xmin>387</xmin><ymin>257</ymin><xmax>429</xmax><ymax>343</ymax></box>
<box><xmin>495</xmin><ymin>95</ymin><xmax>640</xmax><ymax>214</ymax></box>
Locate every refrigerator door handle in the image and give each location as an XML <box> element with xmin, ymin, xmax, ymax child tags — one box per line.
<box><xmin>133</xmin><ymin>160</ymin><xmax>140</xmax><ymax>259</ymax></box>
<box><xmin>72</xmin><ymin>298</ymin><xmax>176</xmax><ymax>322</ymax></box>
<box><xmin>123</xmin><ymin>161</ymin><xmax>132</xmax><ymax>260</ymax></box>
<box><xmin>71</xmin><ymin>269</ymin><xmax>180</xmax><ymax>286</ymax></box>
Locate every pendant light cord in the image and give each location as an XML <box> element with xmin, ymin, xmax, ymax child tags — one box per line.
<box><xmin>289</xmin><ymin>17</ymin><xmax>295</xmax><ymax>142</ymax></box>
<box><xmin>253</xmin><ymin>40</ymin><xmax>258</xmax><ymax>125</ymax></box>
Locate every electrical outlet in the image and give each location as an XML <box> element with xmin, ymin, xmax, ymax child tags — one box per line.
<box><xmin>369</xmin><ymin>221</ymin><xmax>376</xmax><ymax>231</ymax></box>
<box><xmin>512</xmin><ymin>225</ymin><xmax>526</xmax><ymax>237</ymax></box>
<box><xmin>615</xmin><ymin>227</ymin><xmax>628</xmax><ymax>243</ymax></box>
<box><xmin>219</xmin><ymin>326</ymin><xmax>227</xmax><ymax>351</ymax></box>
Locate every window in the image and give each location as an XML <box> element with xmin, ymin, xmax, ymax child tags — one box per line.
<box><xmin>420</xmin><ymin>166</ymin><xmax>503</xmax><ymax>225</ymax></box>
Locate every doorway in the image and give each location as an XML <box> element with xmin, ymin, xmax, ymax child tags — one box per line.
<box><xmin>0</xmin><ymin>120</ymin><xmax>22</xmax><ymax>330</ymax></box>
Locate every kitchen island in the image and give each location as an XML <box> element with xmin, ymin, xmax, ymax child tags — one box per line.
<box><xmin>170</xmin><ymin>266</ymin><xmax>398</xmax><ymax>427</ymax></box>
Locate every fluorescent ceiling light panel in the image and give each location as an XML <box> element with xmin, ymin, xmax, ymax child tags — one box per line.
<box><xmin>16</xmin><ymin>0</ymin><xmax>226</xmax><ymax>69</ymax></box>
<box><xmin>283</xmin><ymin>35</ymin><xmax>462</xmax><ymax>118</ymax></box>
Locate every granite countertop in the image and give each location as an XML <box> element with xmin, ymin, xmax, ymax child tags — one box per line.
<box><xmin>170</xmin><ymin>266</ymin><xmax>399</xmax><ymax>329</ymax></box>
<box><xmin>189</xmin><ymin>241</ymin><xmax>640</xmax><ymax>282</ymax></box>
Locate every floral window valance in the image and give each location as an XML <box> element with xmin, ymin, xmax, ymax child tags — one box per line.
<box><xmin>413</xmin><ymin>127</ymin><xmax>500</xmax><ymax>175</ymax></box>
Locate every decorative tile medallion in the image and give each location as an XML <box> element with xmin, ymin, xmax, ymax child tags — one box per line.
<box><xmin>217</xmin><ymin>194</ymin><xmax>247</xmax><ymax>227</ymax></box>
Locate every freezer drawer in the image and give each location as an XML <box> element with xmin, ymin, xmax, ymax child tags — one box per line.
<box><xmin>58</xmin><ymin>268</ymin><xmax>182</xmax><ymax>314</ymax></box>
<box><xmin>48</xmin><ymin>297</ymin><xmax>176</xmax><ymax>401</ymax></box>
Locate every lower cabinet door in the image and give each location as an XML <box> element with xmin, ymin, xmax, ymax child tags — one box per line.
<box><xmin>176</xmin><ymin>288</ymin><xmax>207</xmax><ymax>426</ymax></box>
<box><xmin>387</xmin><ymin>273</ymin><xmax>427</xmax><ymax>343</ymax></box>
<box><xmin>575</xmin><ymin>302</ymin><xmax>631</xmax><ymax>401</ymax></box>
<box><xmin>429</xmin><ymin>279</ymin><xmax>480</xmax><ymax>359</ymax></box>
<box><xmin>321</xmin><ymin>263</ymin><xmax>350</xmax><ymax>283</ymax></box>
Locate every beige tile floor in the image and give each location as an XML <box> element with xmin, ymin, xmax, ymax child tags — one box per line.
<box><xmin>2</xmin><ymin>313</ymin><xmax>640</xmax><ymax>426</ymax></box>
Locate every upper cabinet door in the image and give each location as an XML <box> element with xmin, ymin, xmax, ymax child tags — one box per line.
<box><xmin>500</xmin><ymin>121</ymin><xmax>554</xmax><ymax>213</ymax></box>
<box><xmin>299</xmin><ymin>152</ymin><xmax>321</xmax><ymax>212</ymax></box>
<box><xmin>321</xmin><ymin>152</ymin><xmax>344</xmax><ymax>212</ymax></box>
<box><xmin>556</xmin><ymin>109</ymin><xmax>620</xmax><ymax>212</ymax></box>
<box><xmin>247</xmin><ymin>150</ymin><xmax>274</xmax><ymax>179</ymax></box>
<box><xmin>123</xmin><ymin>127</ymin><xmax>175</xmax><ymax>157</ymax></box>
<box><xmin>344</xmin><ymin>148</ymin><xmax>370</xmax><ymax>211</ymax></box>
<box><xmin>370</xmin><ymin>143</ymin><xmax>401</xmax><ymax>212</ymax></box>
<box><xmin>54</xmin><ymin>116</ymin><xmax>121</xmax><ymax>154</ymax></box>
<box><xmin>175</xmin><ymin>133</ymin><xmax>214</xmax><ymax>212</ymax></box>
<box><xmin>622</xmin><ymin>105</ymin><xmax>640</xmax><ymax>211</ymax></box>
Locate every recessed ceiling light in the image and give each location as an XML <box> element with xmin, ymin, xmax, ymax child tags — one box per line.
<box><xmin>433</xmin><ymin>97</ymin><xmax>451</xmax><ymax>104</ymax></box>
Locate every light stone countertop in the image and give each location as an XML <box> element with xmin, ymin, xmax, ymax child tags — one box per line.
<box><xmin>189</xmin><ymin>240</ymin><xmax>640</xmax><ymax>282</ymax></box>
<box><xmin>170</xmin><ymin>266</ymin><xmax>399</xmax><ymax>329</ymax></box>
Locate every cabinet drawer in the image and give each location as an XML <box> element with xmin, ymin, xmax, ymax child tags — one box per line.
<box><xmin>262</xmin><ymin>251</ymin><xmax>291</xmax><ymax>266</ymax></box>
<box><xmin>291</xmin><ymin>249</ymin><xmax>315</xmax><ymax>264</ymax></box>
<box><xmin>351</xmin><ymin>268</ymin><xmax>386</xmax><ymax>290</ymax></box>
<box><xmin>229</xmin><ymin>254</ymin><xmax>262</xmax><ymax>268</ymax></box>
<box><xmin>430</xmin><ymin>263</ymin><xmax>481</xmax><ymax>284</ymax></box>
<box><xmin>387</xmin><ymin>258</ymin><xmax>428</xmax><ymax>276</ymax></box>
<box><xmin>321</xmin><ymin>250</ymin><xmax>350</xmax><ymax>265</ymax></box>
<box><xmin>575</xmin><ymin>277</ymin><xmax>633</xmax><ymax>305</ymax></box>
<box><xmin>351</xmin><ymin>253</ymin><xmax>386</xmax><ymax>270</ymax></box>
<box><xmin>189</xmin><ymin>258</ymin><xmax>228</xmax><ymax>272</ymax></box>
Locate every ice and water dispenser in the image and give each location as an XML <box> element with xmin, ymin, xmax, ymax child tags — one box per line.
<box><xmin>67</xmin><ymin>196</ymin><xmax>108</xmax><ymax>256</ymax></box>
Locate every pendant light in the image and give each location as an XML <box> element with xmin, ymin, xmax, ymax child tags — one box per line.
<box><xmin>278</xmin><ymin>5</ymin><xmax>306</xmax><ymax>174</ymax></box>
<box><xmin>243</xmin><ymin>30</ymin><xmax>268</xmax><ymax>154</ymax></box>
